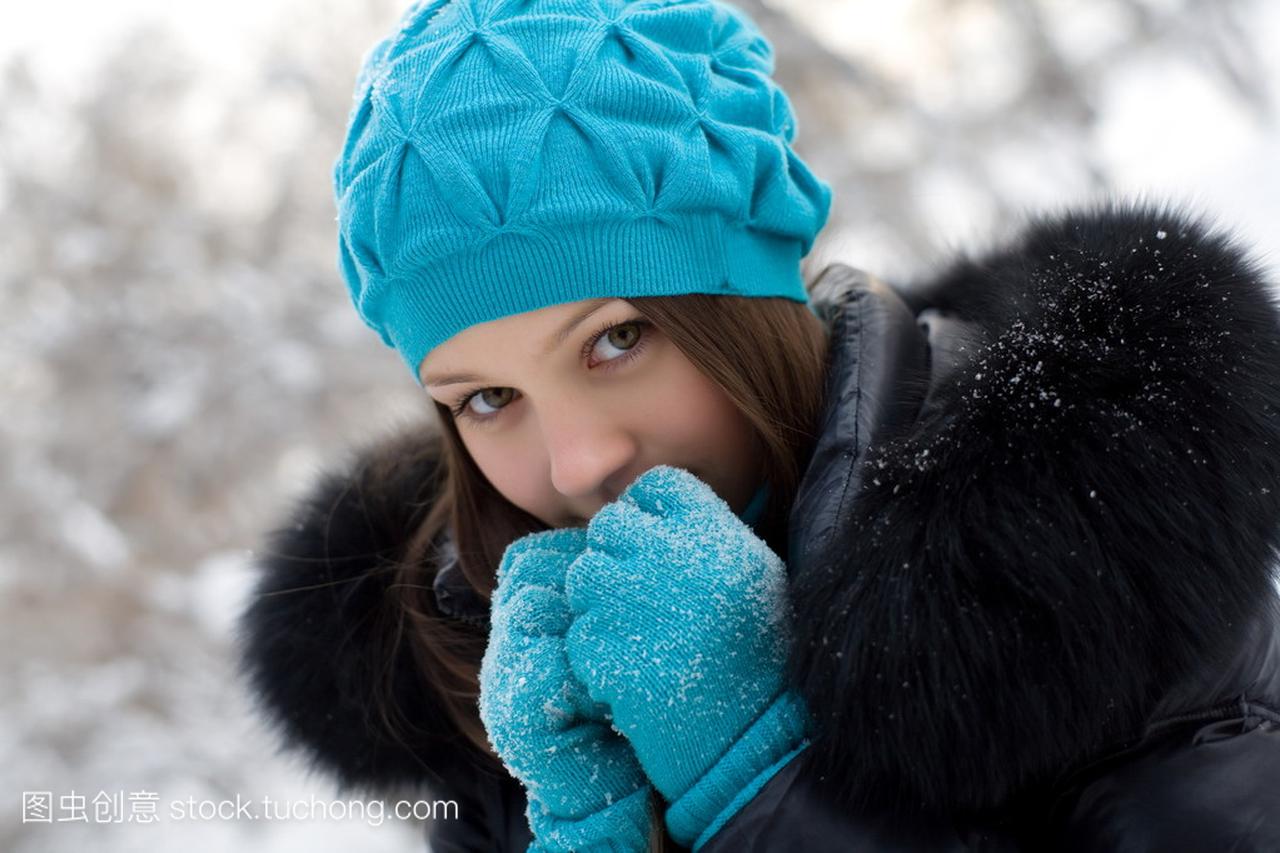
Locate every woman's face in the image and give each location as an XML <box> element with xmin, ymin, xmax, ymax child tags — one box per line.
<box><xmin>419</xmin><ymin>297</ymin><xmax>764</xmax><ymax>529</ymax></box>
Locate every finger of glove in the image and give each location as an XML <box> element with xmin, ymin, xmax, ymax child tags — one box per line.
<box><xmin>563</xmin><ymin>576</ymin><xmax>790</xmax><ymax>718</ymax></box>
<box><xmin>618</xmin><ymin>465</ymin><xmax>730</xmax><ymax>524</ymax></box>
<box><xmin>527</xmin><ymin>782</ymin><xmax>653</xmax><ymax>852</ymax></box>
<box><xmin>480</xmin><ymin>629</ymin><xmax>647</xmax><ymax>815</ymax></box>
<box><xmin>493</xmin><ymin>584</ymin><xmax>572</xmax><ymax>639</ymax></box>
<box><xmin>556</xmin><ymin>658</ymin><xmax>616</xmax><ymax>723</ymax></box>
<box><xmin>521</xmin><ymin>727</ymin><xmax>650</xmax><ymax>820</ymax></box>
<box><xmin>494</xmin><ymin>527</ymin><xmax>586</xmax><ymax>608</ymax></box>
<box><xmin>479</xmin><ymin>624</ymin><xmax>619</xmax><ymax>750</ymax></box>
<box><xmin>562</xmin><ymin>610</ymin><xmax>645</xmax><ymax>738</ymax></box>
<box><xmin>563</xmin><ymin>545</ymin><xmax>614</xmax><ymax>618</ymax></box>
<box><xmin>529</xmin><ymin>650</ymin><xmax>617</xmax><ymax>732</ymax></box>
<box><xmin>478</xmin><ymin>629</ymin><xmax>560</xmax><ymax>738</ymax></box>
<box><xmin>479</xmin><ymin>634</ymin><xmax>590</xmax><ymax>771</ymax></box>
<box><xmin>570</xmin><ymin>509</ymin><xmax>665</xmax><ymax>614</ymax></box>
<box><xmin>583</xmin><ymin>480</ymin><xmax>791</xmax><ymax>626</ymax></box>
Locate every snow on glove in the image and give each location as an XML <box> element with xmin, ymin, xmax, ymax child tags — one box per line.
<box><xmin>479</xmin><ymin>527</ymin><xmax>654</xmax><ymax>852</ymax></box>
<box><xmin>563</xmin><ymin>467</ymin><xmax>812</xmax><ymax>851</ymax></box>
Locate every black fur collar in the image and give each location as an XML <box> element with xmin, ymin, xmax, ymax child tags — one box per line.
<box><xmin>235</xmin><ymin>427</ymin><xmax>483</xmax><ymax>797</ymax></box>
<box><xmin>786</xmin><ymin>203</ymin><xmax>1280</xmax><ymax>819</ymax></box>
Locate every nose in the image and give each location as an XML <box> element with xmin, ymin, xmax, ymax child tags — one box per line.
<box><xmin>541</xmin><ymin>400</ymin><xmax>639</xmax><ymax>505</ymax></box>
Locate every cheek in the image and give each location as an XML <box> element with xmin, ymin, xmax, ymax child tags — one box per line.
<box><xmin>637</xmin><ymin>353</ymin><xmax>757</xmax><ymax>461</ymax></box>
<box><xmin>462</xmin><ymin>437</ymin><xmax>545</xmax><ymax>513</ymax></box>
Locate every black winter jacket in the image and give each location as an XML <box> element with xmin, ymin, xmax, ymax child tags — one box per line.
<box><xmin>236</xmin><ymin>203</ymin><xmax>1280</xmax><ymax>851</ymax></box>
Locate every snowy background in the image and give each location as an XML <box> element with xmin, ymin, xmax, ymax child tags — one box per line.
<box><xmin>2</xmin><ymin>0</ymin><xmax>1278</xmax><ymax>850</ymax></box>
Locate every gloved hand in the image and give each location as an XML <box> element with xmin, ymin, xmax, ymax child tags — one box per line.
<box><xmin>563</xmin><ymin>466</ymin><xmax>812</xmax><ymax>850</ymax></box>
<box><xmin>478</xmin><ymin>527</ymin><xmax>654</xmax><ymax>852</ymax></box>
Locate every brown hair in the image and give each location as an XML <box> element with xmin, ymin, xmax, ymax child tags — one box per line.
<box><xmin>389</xmin><ymin>291</ymin><xmax>830</xmax><ymax>850</ymax></box>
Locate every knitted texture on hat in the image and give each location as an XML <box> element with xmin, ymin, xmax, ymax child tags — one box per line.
<box><xmin>334</xmin><ymin>0</ymin><xmax>834</xmax><ymax>384</ymax></box>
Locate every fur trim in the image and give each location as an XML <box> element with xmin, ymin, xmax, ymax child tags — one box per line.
<box><xmin>788</xmin><ymin>202</ymin><xmax>1280</xmax><ymax>816</ymax></box>
<box><xmin>233</xmin><ymin>426</ymin><xmax>494</xmax><ymax>797</ymax></box>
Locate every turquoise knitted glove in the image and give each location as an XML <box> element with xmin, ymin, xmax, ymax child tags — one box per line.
<box><xmin>479</xmin><ymin>528</ymin><xmax>654</xmax><ymax>852</ymax></box>
<box><xmin>563</xmin><ymin>467</ymin><xmax>811</xmax><ymax>850</ymax></box>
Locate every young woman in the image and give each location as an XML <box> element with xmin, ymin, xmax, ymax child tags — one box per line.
<box><xmin>236</xmin><ymin>0</ymin><xmax>1280</xmax><ymax>850</ymax></box>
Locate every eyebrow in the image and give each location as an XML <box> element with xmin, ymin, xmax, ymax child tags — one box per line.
<box><xmin>423</xmin><ymin>298</ymin><xmax>615</xmax><ymax>387</ymax></box>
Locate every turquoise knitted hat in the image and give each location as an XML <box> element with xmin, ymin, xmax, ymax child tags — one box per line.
<box><xmin>334</xmin><ymin>0</ymin><xmax>834</xmax><ymax>385</ymax></box>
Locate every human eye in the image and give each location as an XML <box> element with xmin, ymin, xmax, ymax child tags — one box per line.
<box><xmin>581</xmin><ymin>316</ymin><xmax>653</xmax><ymax>369</ymax></box>
<box><xmin>449</xmin><ymin>316</ymin><xmax>653</xmax><ymax>427</ymax></box>
<box><xmin>449</xmin><ymin>387</ymin><xmax>514</xmax><ymax>423</ymax></box>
